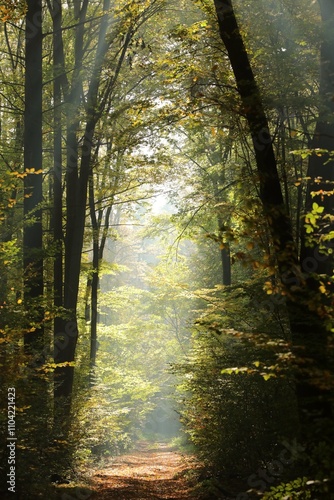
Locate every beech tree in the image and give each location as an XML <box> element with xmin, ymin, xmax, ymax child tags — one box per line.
<box><xmin>213</xmin><ymin>0</ymin><xmax>333</xmax><ymax>450</ymax></box>
<box><xmin>23</xmin><ymin>0</ymin><xmax>43</xmax><ymax>354</ymax></box>
<box><xmin>301</xmin><ymin>0</ymin><xmax>334</xmax><ymax>275</ymax></box>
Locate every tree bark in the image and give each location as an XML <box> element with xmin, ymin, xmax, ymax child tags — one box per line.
<box><xmin>23</xmin><ymin>0</ymin><xmax>44</xmax><ymax>354</ymax></box>
<box><xmin>22</xmin><ymin>0</ymin><xmax>49</xmax><ymax>475</ymax></box>
<box><xmin>51</xmin><ymin>0</ymin><xmax>64</xmax><ymax>339</ymax></box>
<box><xmin>88</xmin><ymin>141</ymin><xmax>114</xmax><ymax>371</ymax></box>
<box><xmin>301</xmin><ymin>0</ymin><xmax>334</xmax><ymax>277</ymax></box>
<box><xmin>213</xmin><ymin>173</ymin><xmax>231</xmax><ymax>285</ymax></box>
<box><xmin>88</xmin><ymin>174</ymin><xmax>100</xmax><ymax>370</ymax></box>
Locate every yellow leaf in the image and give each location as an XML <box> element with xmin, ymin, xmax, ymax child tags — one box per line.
<box><xmin>263</xmin><ymin>373</ymin><xmax>276</xmax><ymax>381</ymax></box>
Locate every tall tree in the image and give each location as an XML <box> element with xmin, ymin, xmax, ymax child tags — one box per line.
<box><xmin>51</xmin><ymin>0</ymin><xmax>64</xmax><ymax>344</ymax></box>
<box><xmin>213</xmin><ymin>0</ymin><xmax>333</xmax><ymax>443</ymax></box>
<box><xmin>23</xmin><ymin>0</ymin><xmax>44</xmax><ymax>354</ymax></box>
<box><xmin>50</xmin><ymin>0</ymin><xmax>165</xmax><ymax>420</ymax></box>
<box><xmin>301</xmin><ymin>0</ymin><xmax>334</xmax><ymax>276</ymax></box>
<box><xmin>52</xmin><ymin>0</ymin><xmax>116</xmax><ymax>415</ymax></box>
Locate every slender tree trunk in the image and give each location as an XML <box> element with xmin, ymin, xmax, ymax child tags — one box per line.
<box><xmin>0</xmin><ymin>120</ymin><xmax>22</xmax><ymax>310</ymax></box>
<box><xmin>209</xmin><ymin>128</ymin><xmax>232</xmax><ymax>285</ymax></box>
<box><xmin>220</xmin><ymin>232</ymin><xmax>231</xmax><ymax>285</ymax></box>
<box><xmin>91</xmin><ymin>206</ymin><xmax>113</xmax><ymax>363</ymax></box>
<box><xmin>213</xmin><ymin>174</ymin><xmax>231</xmax><ymax>285</ymax></box>
<box><xmin>85</xmin><ymin>277</ymin><xmax>92</xmax><ymax>322</ymax></box>
<box><xmin>49</xmin><ymin>0</ymin><xmax>72</xmax><ymax>433</ymax></box>
<box><xmin>89</xmin><ymin>174</ymin><xmax>100</xmax><ymax>370</ymax></box>
<box><xmin>88</xmin><ymin>139</ymin><xmax>119</xmax><ymax>371</ymax></box>
<box><xmin>52</xmin><ymin>0</ymin><xmax>64</xmax><ymax>338</ymax></box>
<box><xmin>23</xmin><ymin>0</ymin><xmax>44</xmax><ymax>354</ymax></box>
<box><xmin>89</xmin><ymin>170</ymin><xmax>113</xmax><ymax>369</ymax></box>
<box><xmin>52</xmin><ymin>0</ymin><xmax>86</xmax><ymax>413</ymax></box>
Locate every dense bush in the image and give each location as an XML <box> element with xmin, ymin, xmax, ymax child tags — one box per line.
<box><xmin>175</xmin><ymin>281</ymin><xmax>299</xmax><ymax>484</ymax></box>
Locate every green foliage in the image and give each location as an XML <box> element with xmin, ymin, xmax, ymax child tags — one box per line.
<box><xmin>174</xmin><ymin>277</ymin><xmax>297</xmax><ymax>478</ymax></box>
<box><xmin>262</xmin><ymin>473</ymin><xmax>333</xmax><ymax>499</ymax></box>
<box><xmin>262</xmin><ymin>477</ymin><xmax>312</xmax><ymax>499</ymax></box>
<box><xmin>1</xmin><ymin>0</ymin><xmax>334</xmax><ymax>497</ymax></box>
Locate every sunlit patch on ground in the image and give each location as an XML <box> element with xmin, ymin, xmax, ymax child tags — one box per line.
<box><xmin>91</xmin><ymin>442</ymin><xmax>200</xmax><ymax>499</ymax></box>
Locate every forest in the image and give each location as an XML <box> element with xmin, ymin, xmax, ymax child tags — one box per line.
<box><xmin>0</xmin><ymin>0</ymin><xmax>334</xmax><ymax>498</ymax></box>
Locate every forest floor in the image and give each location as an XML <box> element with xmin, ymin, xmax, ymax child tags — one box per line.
<box><xmin>90</xmin><ymin>441</ymin><xmax>202</xmax><ymax>499</ymax></box>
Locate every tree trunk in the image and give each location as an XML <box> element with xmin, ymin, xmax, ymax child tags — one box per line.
<box><xmin>51</xmin><ymin>0</ymin><xmax>64</xmax><ymax>345</ymax></box>
<box><xmin>22</xmin><ymin>0</ymin><xmax>49</xmax><ymax>478</ymax></box>
<box><xmin>23</xmin><ymin>0</ymin><xmax>44</xmax><ymax>354</ymax></box>
<box><xmin>89</xmin><ymin>167</ymin><xmax>113</xmax><ymax>370</ymax></box>
<box><xmin>301</xmin><ymin>0</ymin><xmax>334</xmax><ymax>277</ymax></box>
<box><xmin>52</xmin><ymin>0</ymin><xmax>86</xmax><ymax>414</ymax></box>
<box><xmin>213</xmin><ymin>174</ymin><xmax>231</xmax><ymax>285</ymax></box>
<box><xmin>89</xmin><ymin>173</ymin><xmax>100</xmax><ymax>370</ymax></box>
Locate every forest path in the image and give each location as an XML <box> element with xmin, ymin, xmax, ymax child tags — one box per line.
<box><xmin>90</xmin><ymin>441</ymin><xmax>200</xmax><ymax>499</ymax></box>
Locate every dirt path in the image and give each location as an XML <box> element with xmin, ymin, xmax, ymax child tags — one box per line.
<box><xmin>90</xmin><ymin>442</ymin><xmax>200</xmax><ymax>499</ymax></box>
